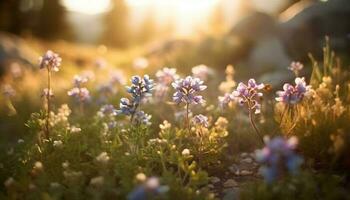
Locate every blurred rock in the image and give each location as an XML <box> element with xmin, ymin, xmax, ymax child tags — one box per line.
<box><xmin>0</xmin><ymin>32</ymin><xmax>38</xmax><ymax>76</ymax></box>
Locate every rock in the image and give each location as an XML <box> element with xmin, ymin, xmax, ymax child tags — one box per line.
<box><xmin>240</xmin><ymin>152</ymin><xmax>249</xmax><ymax>158</ymax></box>
<box><xmin>241</xmin><ymin>157</ymin><xmax>253</xmax><ymax>164</ymax></box>
<box><xmin>223</xmin><ymin>179</ymin><xmax>238</xmax><ymax>188</ymax></box>
<box><xmin>228</xmin><ymin>164</ymin><xmax>239</xmax><ymax>174</ymax></box>
<box><xmin>240</xmin><ymin>170</ymin><xmax>253</xmax><ymax>176</ymax></box>
<box><xmin>210</xmin><ymin>176</ymin><xmax>220</xmax><ymax>184</ymax></box>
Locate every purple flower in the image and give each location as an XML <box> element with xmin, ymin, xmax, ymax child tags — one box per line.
<box><xmin>232</xmin><ymin>79</ymin><xmax>264</xmax><ymax>114</ymax></box>
<box><xmin>99</xmin><ymin>104</ymin><xmax>117</xmax><ymax>117</ymax></box>
<box><xmin>73</xmin><ymin>75</ymin><xmax>88</xmax><ymax>87</ymax></box>
<box><xmin>67</xmin><ymin>87</ymin><xmax>90</xmax><ymax>102</ymax></box>
<box><xmin>39</xmin><ymin>50</ymin><xmax>62</xmax><ymax>72</ymax></box>
<box><xmin>255</xmin><ymin>136</ymin><xmax>302</xmax><ymax>183</ymax></box>
<box><xmin>191</xmin><ymin>64</ymin><xmax>213</xmax><ymax>81</ymax></box>
<box><xmin>156</xmin><ymin>67</ymin><xmax>179</xmax><ymax>85</ymax></box>
<box><xmin>172</xmin><ymin>76</ymin><xmax>207</xmax><ymax>105</ymax></box>
<box><xmin>110</xmin><ymin>70</ymin><xmax>126</xmax><ymax>85</ymax></box>
<box><xmin>288</xmin><ymin>61</ymin><xmax>303</xmax><ymax>76</ymax></box>
<box><xmin>192</xmin><ymin>114</ymin><xmax>209</xmax><ymax>127</ymax></box>
<box><xmin>134</xmin><ymin>111</ymin><xmax>152</xmax><ymax>126</ymax></box>
<box><xmin>218</xmin><ymin>93</ymin><xmax>234</xmax><ymax>108</ymax></box>
<box><xmin>276</xmin><ymin>77</ymin><xmax>311</xmax><ymax>104</ymax></box>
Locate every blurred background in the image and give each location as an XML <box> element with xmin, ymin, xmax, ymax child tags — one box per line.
<box><xmin>0</xmin><ymin>0</ymin><xmax>350</xmax><ymax>137</ymax></box>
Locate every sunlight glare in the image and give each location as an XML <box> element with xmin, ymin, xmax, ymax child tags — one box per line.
<box><xmin>62</xmin><ymin>0</ymin><xmax>111</xmax><ymax>15</ymax></box>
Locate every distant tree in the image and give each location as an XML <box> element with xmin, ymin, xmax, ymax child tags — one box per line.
<box><xmin>136</xmin><ymin>7</ymin><xmax>157</xmax><ymax>44</ymax></box>
<box><xmin>208</xmin><ymin>2</ymin><xmax>226</xmax><ymax>36</ymax></box>
<box><xmin>35</xmin><ymin>0</ymin><xmax>72</xmax><ymax>40</ymax></box>
<box><xmin>103</xmin><ymin>0</ymin><xmax>130</xmax><ymax>48</ymax></box>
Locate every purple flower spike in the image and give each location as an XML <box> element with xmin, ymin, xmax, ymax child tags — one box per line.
<box><xmin>39</xmin><ymin>50</ymin><xmax>62</xmax><ymax>72</ymax></box>
<box><xmin>172</xmin><ymin>76</ymin><xmax>207</xmax><ymax>105</ymax></box>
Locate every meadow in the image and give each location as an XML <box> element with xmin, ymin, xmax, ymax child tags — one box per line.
<box><xmin>0</xmin><ymin>38</ymin><xmax>349</xmax><ymax>200</ymax></box>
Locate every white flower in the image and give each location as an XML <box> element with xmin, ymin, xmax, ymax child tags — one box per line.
<box><xmin>136</xmin><ymin>173</ymin><xmax>147</xmax><ymax>182</ymax></box>
<box><xmin>182</xmin><ymin>149</ymin><xmax>190</xmax><ymax>156</ymax></box>
<box><xmin>96</xmin><ymin>152</ymin><xmax>110</xmax><ymax>165</ymax></box>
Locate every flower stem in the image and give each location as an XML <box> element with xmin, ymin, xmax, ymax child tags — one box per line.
<box><xmin>248</xmin><ymin>108</ymin><xmax>264</xmax><ymax>145</ymax></box>
<box><xmin>186</xmin><ymin>103</ymin><xmax>190</xmax><ymax>133</ymax></box>
<box><xmin>45</xmin><ymin>69</ymin><xmax>51</xmax><ymax>139</ymax></box>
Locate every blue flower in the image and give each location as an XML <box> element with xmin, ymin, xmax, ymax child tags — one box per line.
<box><xmin>134</xmin><ymin>111</ymin><xmax>152</xmax><ymax>126</ymax></box>
<box><xmin>99</xmin><ymin>104</ymin><xmax>117</xmax><ymax>117</ymax></box>
<box><xmin>255</xmin><ymin>136</ymin><xmax>303</xmax><ymax>183</ymax></box>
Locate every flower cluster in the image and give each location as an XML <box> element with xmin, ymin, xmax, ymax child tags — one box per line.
<box><xmin>156</xmin><ymin>67</ymin><xmax>179</xmax><ymax>85</ymax></box>
<box><xmin>128</xmin><ymin>176</ymin><xmax>168</xmax><ymax>200</ymax></box>
<box><xmin>118</xmin><ymin>75</ymin><xmax>154</xmax><ymax>125</ymax></box>
<box><xmin>172</xmin><ymin>76</ymin><xmax>207</xmax><ymax>105</ymax></box>
<box><xmin>191</xmin><ymin>64</ymin><xmax>212</xmax><ymax>81</ymax></box>
<box><xmin>126</xmin><ymin>75</ymin><xmax>154</xmax><ymax>104</ymax></box>
<box><xmin>192</xmin><ymin>114</ymin><xmax>209</xmax><ymax>127</ymax></box>
<box><xmin>154</xmin><ymin>67</ymin><xmax>179</xmax><ymax>101</ymax></box>
<box><xmin>288</xmin><ymin>61</ymin><xmax>303</xmax><ymax>76</ymax></box>
<box><xmin>39</xmin><ymin>50</ymin><xmax>62</xmax><ymax>72</ymax></box>
<box><xmin>68</xmin><ymin>75</ymin><xmax>91</xmax><ymax>103</ymax></box>
<box><xmin>255</xmin><ymin>136</ymin><xmax>303</xmax><ymax>183</ymax></box>
<box><xmin>98</xmin><ymin>104</ymin><xmax>117</xmax><ymax>118</ymax></box>
<box><xmin>276</xmin><ymin>77</ymin><xmax>311</xmax><ymax>105</ymax></box>
<box><xmin>232</xmin><ymin>79</ymin><xmax>264</xmax><ymax>114</ymax></box>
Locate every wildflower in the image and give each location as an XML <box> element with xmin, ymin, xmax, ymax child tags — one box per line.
<box><xmin>98</xmin><ymin>104</ymin><xmax>117</xmax><ymax>117</ymax></box>
<box><xmin>192</xmin><ymin>114</ymin><xmax>209</xmax><ymax>127</ymax></box>
<box><xmin>127</xmin><ymin>75</ymin><xmax>154</xmax><ymax>103</ymax></box>
<box><xmin>218</xmin><ymin>93</ymin><xmax>234</xmax><ymax>108</ymax></box>
<box><xmin>128</xmin><ymin>177</ymin><xmax>168</xmax><ymax>200</ymax></box>
<box><xmin>70</xmin><ymin>126</ymin><xmax>81</xmax><ymax>133</ymax></box>
<box><xmin>17</xmin><ymin>139</ymin><xmax>24</xmax><ymax>144</ymax></box>
<box><xmin>94</xmin><ymin>58</ymin><xmax>107</xmax><ymax>69</ymax></box>
<box><xmin>288</xmin><ymin>61</ymin><xmax>303</xmax><ymax>76</ymax></box>
<box><xmin>255</xmin><ymin>136</ymin><xmax>302</xmax><ymax>183</ymax></box>
<box><xmin>156</xmin><ymin>67</ymin><xmax>179</xmax><ymax>85</ymax></box>
<box><xmin>62</xmin><ymin>161</ymin><xmax>69</xmax><ymax>169</ymax></box>
<box><xmin>232</xmin><ymin>79</ymin><xmax>264</xmax><ymax>114</ymax></box>
<box><xmin>159</xmin><ymin>120</ymin><xmax>171</xmax><ymax>130</ymax></box>
<box><xmin>39</xmin><ymin>50</ymin><xmax>62</xmax><ymax>72</ymax></box>
<box><xmin>136</xmin><ymin>173</ymin><xmax>147</xmax><ymax>182</ymax></box>
<box><xmin>172</xmin><ymin>76</ymin><xmax>207</xmax><ymax>105</ymax></box>
<box><xmin>192</xmin><ymin>64</ymin><xmax>212</xmax><ymax>81</ymax></box>
<box><xmin>73</xmin><ymin>75</ymin><xmax>88</xmax><ymax>87</ymax></box>
<box><xmin>90</xmin><ymin>176</ymin><xmax>104</xmax><ymax>187</ymax></box>
<box><xmin>4</xmin><ymin>177</ymin><xmax>15</xmax><ymax>188</ymax></box>
<box><xmin>53</xmin><ymin>140</ymin><xmax>63</xmax><ymax>148</ymax></box>
<box><xmin>42</xmin><ymin>88</ymin><xmax>54</xmax><ymax>98</ymax></box>
<box><xmin>154</xmin><ymin>84</ymin><xmax>170</xmax><ymax>101</ymax></box>
<box><xmin>133</xmin><ymin>57</ymin><xmax>149</xmax><ymax>69</ymax></box>
<box><xmin>33</xmin><ymin>161</ymin><xmax>44</xmax><ymax>171</ymax></box>
<box><xmin>50</xmin><ymin>182</ymin><xmax>61</xmax><ymax>188</ymax></box>
<box><xmin>182</xmin><ymin>149</ymin><xmax>190</xmax><ymax>156</ymax></box>
<box><xmin>214</xmin><ymin>117</ymin><xmax>228</xmax><ymax>130</ymax></box>
<box><xmin>67</xmin><ymin>87</ymin><xmax>90</xmax><ymax>103</ymax></box>
<box><xmin>118</xmin><ymin>75</ymin><xmax>154</xmax><ymax>124</ymax></box>
<box><xmin>110</xmin><ymin>70</ymin><xmax>126</xmax><ymax>85</ymax></box>
<box><xmin>2</xmin><ymin>84</ymin><xmax>16</xmax><ymax>97</ymax></box>
<box><xmin>96</xmin><ymin>152</ymin><xmax>110</xmax><ymax>165</ymax></box>
<box><xmin>134</xmin><ymin>111</ymin><xmax>152</xmax><ymax>126</ymax></box>
<box><xmin>276</xmin><ymin>77</ymin><xmax>311</xmax><ymax>105</ymax></box>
